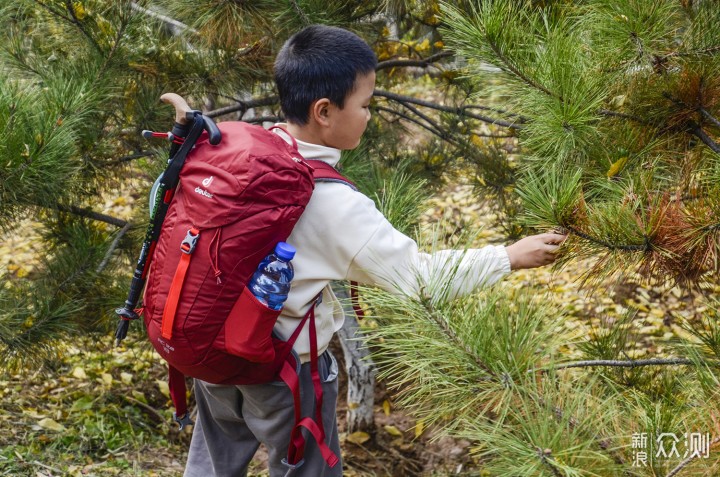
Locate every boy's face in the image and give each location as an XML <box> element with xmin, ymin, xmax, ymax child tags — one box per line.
<box><xmin>323</xmin><ymin>71</ymin><xmax>375</xmax><ymax>150</ymax></box>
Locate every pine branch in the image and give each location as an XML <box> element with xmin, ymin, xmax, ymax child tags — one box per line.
<box><xmin>700</xmin><ymin>107</ymin><xmax>720</xmax><ymax>129</ymax></box>
<box><xmin>290</xmin><ymin>0</ymin><xmax>311</xmax><ymax>27</ymax></box>
<box><xmin>128</xmin><ymin>1</ymin><xmax>197</xmax><ymax>33</ymax></box>
<box><xmin>373</xmin><ymin>90</ymin><xmax>523</xmax><ymax>129</ymax></box>
<box><xmin>32</xmin><ymin>0</ymin><xmax>72</xmax><ymax>24</ymax></box>
<box><xmin>373</xmin><ymin>105</ymin><xmax>459</xmax><ymax>146</ymax></box>
<box><xmin>51</xmin><ymin>249</ymin><xmax>94</xmax><ymax>303</ymax></box>
<box><xmin>96</xmin><ymin>221</ymin><xmax>134</xmax><ymax>274</ymax></box>
<box><xmin>478</xmin><ymin>23</ymin><xmax>559</xmax><ymax>100</ymax></box>
<box><xmin>96</xmin><ymin>12</ymin><xmax>130</xmax><ymax>82</ymax></box>
<box><xmin>532</xmin><ymin>445</ymin><xmax>564</xmax><ymax>477</ymax></box>
<box><xmin>556</xmin><ymin>215</ymin><xmax>650</xmax><ymax>252</ymax></box>
<box><xmin>521</xmin><ymin>387</ymin><xmax>628</xmax><ymax>468</ymax></box>
<box><xmin>471</xmin><ymin>131</ymin><xmax>514</xmax><ymax>139</ymax></box>
<box><xmin>418</xmin><ymin>290</ymin><xmax>498</xmax><ymax>378</ymax></box>
<box><xmin>209</xmin><ymin>37</ymin><xmax>269</xmax><ymax>85</ymax></box>
<box><xmin>395</xmin><ymin>99</ymin><xmax>451</xmax><ymax>140</ymax></box>
<box><xmin>666</xmin><ymin>45</ymin><xmax>720</xmax><ymax>58</ymax></box>
<box><xmin>541</xmin><ymin>358</ymin><xmax>714</xmax><ymax>371</ymax></box>
<box><xmin>568</xmin><ymin>225</ymin><xmax>649</xmax><ymax>252</ymax></box>
<box><xmin>205</xmin><ymin>95</ymin><xmax>278</xmax><ymax>119</ymax></box>
<box><xmin>115</xmin><ymin>151</ymin><xmax>158</xmax><ymax>163</ymax></box>
<box><xmin>62</xmin><ymin>0</ymin><xmax>103</xmax><ymax>54</ymax></box>
<box><xmin>376</xmin><ymin>51</ymin><xmax>454</xmax><ymax>71</ymax></box>
<box><xmin>54</xmin><ymin>205</ymin><xmax>128</xmax><ymax>228</ymax></box>
<box><xmin>6</xmin><ymin>46</ymin><xmax>42</xmax><ymax>77</ymax></box>
<box><xmin>663</xmin><ymin>93</ymin><xmax>720</xmax><ymax>153</ymax></box>
<box><xmin>664</xmin><ymin>435</ymin><xmax>720</xmax><ymax>477</ymax></box>
<box><xmin>597</xmin><ymin>109</ymin><xmax>652</xmax><ymax>125</ymax></box>
<box><xmin>464</xmin><ymin>105</ymin><xmax>527</xmax><ymax>122</ymax></box>
<box><xmin>687</xmin><ymin>120</ymin><xmax>720</xmax><ymax>154</ymax></box>
<box><xmin>242</xmin><ymin>115</ymin><xmax>282</xmax><ymax>124</ymax></box>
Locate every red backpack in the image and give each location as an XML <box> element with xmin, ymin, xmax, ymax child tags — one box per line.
<box><xmin>142</xmin><ymin>121</ymin><xmax>353</xmax><ymax>469</ymax></box>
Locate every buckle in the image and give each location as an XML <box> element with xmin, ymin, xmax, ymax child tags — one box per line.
<box><xmin>172</xmin><ymin>412</ymin><xmax>195</xmax><ymax>431</ymax></box>
<box><xmin>180</xmin><ymin>229</ymin><xmax>200</xmax><ymax>254</ymax></box>
<box><xmin>281</xmin><ymin>458</ymin><xmax>304</xmax><ymax>470</ymax></box>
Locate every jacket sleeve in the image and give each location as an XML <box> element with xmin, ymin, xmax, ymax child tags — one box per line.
<box><xmin>345</xmin><ymin>198</ymin><xmax>512</xmax><ymax>299</ymax></box>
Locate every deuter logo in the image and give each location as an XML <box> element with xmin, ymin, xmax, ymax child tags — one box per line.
<box><xmin>195</xmin><ymin>175</ymin><xmax>214</xmax><ymax>198</ymax></box>
<box><xmin>195</xmin><ymin>186</ymin><xmax>213</xmax><ymax>199</ymax></box>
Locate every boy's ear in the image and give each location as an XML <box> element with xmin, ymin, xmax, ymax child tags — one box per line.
<box><xmin>310</xmin><ymin>98</ymin><xmax>332</xmax><ymax>127</ymax></box>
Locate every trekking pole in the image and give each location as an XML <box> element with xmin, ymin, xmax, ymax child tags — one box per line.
<box><xmin>114</xmin><ymin>94</ymin><xmax>221</xmax><ymax>346</ymax></box>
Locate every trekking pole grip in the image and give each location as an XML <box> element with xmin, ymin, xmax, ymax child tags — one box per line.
<box><xmin>161</xmin><ymin>93</ymin><xmax>192</xmax><ymax>125</ymax></box>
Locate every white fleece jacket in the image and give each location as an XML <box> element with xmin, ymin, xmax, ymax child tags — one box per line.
<box><xmin>272</xmin><ymin>128</ymin><xmax>512</xmax><ymax>363</ymax></box>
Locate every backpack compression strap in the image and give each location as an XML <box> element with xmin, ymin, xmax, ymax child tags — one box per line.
<box><xmin>278</xmin><ymin>300</ymin><xmax>340</xmax><ymax>469</ymax></box>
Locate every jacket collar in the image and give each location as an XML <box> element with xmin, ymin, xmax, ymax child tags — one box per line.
<box><xmin>272</xmin><ymin>123</ymin><xmax>341</xmax><ymax>168</ymax></box>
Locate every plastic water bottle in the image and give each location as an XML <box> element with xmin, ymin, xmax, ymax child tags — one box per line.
<box><xmin>248</xmin><ymin>242</ymin><xmax>296</xmax><ymax>310</ymax></box>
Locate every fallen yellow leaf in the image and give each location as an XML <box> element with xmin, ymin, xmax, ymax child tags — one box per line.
<box><xmin>156</xmin><ymin>379</ymin><xmax>170</xmax><ymax>398</ymax></box>
<box><xmin>101</xmin><ymin>373</ymin><xmax>113</xmax><ymax>386</ymax></box>
<box><xmin>384</xmin><ymin>425</ymin><xmax>403</xmax><ymax>437</ymax></box>
<box><xmin>120</xmin><ymin>372</ymin><xmax>133</xmax><ymax>385</ymax></box>
<box><xmin>38</xmin><ymin>418</ymin><xmax>65</xmax><ymax>432</ymax></box>
<box><xmin>383</xmin><ymin>399</ymin><xmax>391</xmax><ymax>416</ymax></box>
<box><xmin>346</xmin><ymin>431</ymin><xmax>371</xmax><ymax>445</ymax></box>
<box><xmin>414</xmin><ymin>421</ymin><xmax>425</xmax><ymax>438</ymax></box>
<box><xmin>72</xmin><ymin>367</ymin><xmax>87</xmax><ymax>380</ymax></box>
<box><xmin>23</xmin><ymin>409</ymin><xmax>45</xmax><ymax>419</ymax></box>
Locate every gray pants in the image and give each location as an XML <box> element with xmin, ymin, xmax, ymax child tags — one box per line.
<box><xmin>184</xmin><ymin>350</ymin><xmax>343</xmax><ymax>477</ymax></box>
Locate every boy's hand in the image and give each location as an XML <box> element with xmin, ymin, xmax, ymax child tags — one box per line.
<box><xmin>505</xmin><ymin>233</ymin><xmax>567</xmax><ymax>270</ymax></box>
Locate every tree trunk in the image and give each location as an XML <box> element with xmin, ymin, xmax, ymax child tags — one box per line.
<box><xmin>332</xmin><ymin>281</ymin><xmax>377</xmax><ymax>433</ymax></box>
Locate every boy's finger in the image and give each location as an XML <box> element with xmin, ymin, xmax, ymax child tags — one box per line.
<box><xmin>542</xmin><ymin>233</ymin><xmax>568</xmax><ymax>244</ymax></box>
<box><xmin>546</xmin><ymin>243</ymin><xmax>561</xmax><ymax>252</ymax></box>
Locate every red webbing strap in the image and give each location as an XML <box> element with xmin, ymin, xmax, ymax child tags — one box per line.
<box><xmin>291</xmin><ymin>418</ymin><xmax>339</xmax><ymax>468</ymax></box>
<box><xmin>279</xmin><ymin>300</ymin><xmax>339</xmax><ymax>468</ymax></box>
<box><xmin>286</xmin><ymin>300</ymin><xmax>314</xmax><ymax>346</ymax></box>
<box><xmin>168</xmin><ymin>364</ymin><xmax>188</xmax><ymax>417</ymax></box>
<box><xmin>278</xmin><ymin>302</ymin><xmax>317</xmax><ymax>466</ymax></box>
<box><xmin>161</xmin><ymin>252</ymin><xmax>191</xmax><ymax>339</ymax></box>
<box><xmin>161</xmin><ymin>228</ymin><xmax>199</xmax><ymax>340</ymax></box>
<box><xmin>309</xmin><ymin>160</ymin><xmax>358</xmax><ymax>190</ymax></box>
<box><xmin>279</xmin><ymin>361</ymin><xmax>305</xmax><ymax>463</ymax></box>
<box><xmin>308</xmin><ymin>309</ymin><xmax>325</xmax><ymax>439</ymax></box>
<box><xmin>268</xmin><ymin>125</ymin><xmax>298</xmax><ymax>150</ymax></box>
<box><xmin>279</xmin><ymin>361</ymin><xmax>302</xmax><ymax>425</ymax></box>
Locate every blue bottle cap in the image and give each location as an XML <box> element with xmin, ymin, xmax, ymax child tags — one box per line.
<box><xmin>275</xmin><ymin>242</ymin><xmax>296</xmax><ymax>260</ymax></box>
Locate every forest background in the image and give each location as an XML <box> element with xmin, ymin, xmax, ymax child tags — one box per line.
<box><xmin>1</xmin><ymin>1</ymin><xmax>720</xmax><ymax>476</ymax></box>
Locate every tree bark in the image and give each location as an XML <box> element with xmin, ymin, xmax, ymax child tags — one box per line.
<box><xmin>331</xmin><ymin>281</ymin><xmax>377</xmax><ymax>433</ymax></box>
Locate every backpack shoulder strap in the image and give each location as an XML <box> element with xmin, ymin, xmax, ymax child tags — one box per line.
<box><xmin>307</xmin><ymin>159</ymin><xmax>357</xmax><ymax>191</ymax></box>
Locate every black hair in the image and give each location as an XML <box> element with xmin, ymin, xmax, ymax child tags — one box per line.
<box><xmin>274</xmin><ymin>25</ymin><xmax>377</xmax><ymax>124</ymax></box>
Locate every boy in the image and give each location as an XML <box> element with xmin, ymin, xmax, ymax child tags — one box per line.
<box><xmin>184</xmin><ymin>25</ymin><xmax>565</xmax><ymax>476</ymax></box>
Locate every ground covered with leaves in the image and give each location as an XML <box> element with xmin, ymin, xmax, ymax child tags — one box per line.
<box><xmin>1</xmin><ymin>182</ymin><xmax>718</xmax><ymax>476</ymax></box>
